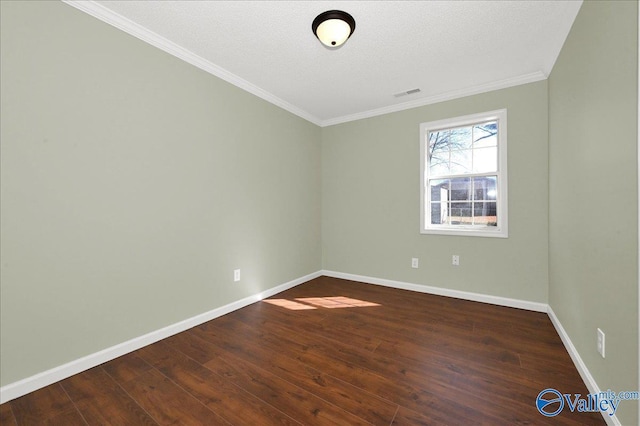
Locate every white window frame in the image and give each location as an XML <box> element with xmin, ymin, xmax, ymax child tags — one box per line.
<box><xmin>420</xmin><ymin>109</ymin><xmax>508</xmax><ymax>238</ymax></box>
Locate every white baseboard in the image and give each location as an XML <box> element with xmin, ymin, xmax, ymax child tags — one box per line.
<box><xmin>2</xmin><ymin>269</ymin><xmax>616</xmax><ymax>426</ymax></box>
<box><xmin>0</xmin><ymin>270</ymin><xmax>322</xmax><ymax>404</ymax></box>
<box><xmin>321</xmin><ymin>269</ymin><xmax>548</xmax><ymax>312</ymax></box>
<box><xmin>322</xmin><ymin>270</ymin><xmax>617</xmax><ymax>424</ymax></box>
<box><xmin>547</xmin><ymin>306</ymin><xmax>620</xmax><ymax>426</ymax></box>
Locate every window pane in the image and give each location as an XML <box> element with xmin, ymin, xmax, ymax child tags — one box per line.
<box><xmin>473</xmin><ymin>202</ymin><xmax>497</xmax><ymax>226</ymax></box>
<box><xmin>431</xmin><ymin>202</ymin><xmax>449</xmax><ymax>225</ymax></box>
<box><xmin>450</xmin><ymin>202</ymin><xmax>472</xmax><ymax>224</ymax></box>
<box><xmin>473</xmin><ymin>176</ymin><xmax>497</xmax><ymax>200</ymax></box>
<box><xmin>421</xmin><ymin>110</ymin><xmax>506</xmax><ymax>236</ymax></box>
<box><xmin>450</xmin><ymin>149</ymin><xmax>472</xmax><ymax>174</ymax></box>
<box><xmin>473</xmin><ymin>121</ymin><xmax>498</xmax><ymax>147</ymax></box>
<box><xmin>429</xmin><ymin>152</ymin><xmax>449</xmax><ymax>175</ymax></box>
<box><xmin>450</xmin><ymin>177</ymin><xmax>471</xmax><ymax>201</ymax></box>
<box><xmin>429</xmin><ymin>130</ymin><xmax>450</xmax><ymax>153</ymax></box>
<box><xmin>429</xmin><ymin>179</ymin><xmax>449</xmax><ymax>201</ymax></box>
<box><xmin>472</xmin><ymin>146</ymin><xmax>497</xmax><ymax>173</ymax></box>
<box><xmin>450</xmin><ymin>126</ymin><xmax>472</xmax><ymax>150</ymax></box>
<box><xmin>430</xmin><ymin>179</ymin><xmax>450</xmax><ymax>225</ymax></box>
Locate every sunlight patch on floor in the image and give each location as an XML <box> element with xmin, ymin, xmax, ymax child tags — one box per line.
<box><xmin>263</xmin><ymin>299</ymin><xmax>318</xmax><ymax>310</ymax></box>
<box><xmin>263</xmin><ymin>296</ymin><xmax>381</xmax><ymax>310</ymax></box>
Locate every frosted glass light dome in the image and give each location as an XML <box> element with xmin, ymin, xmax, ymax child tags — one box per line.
<box><xmin>316</xmin><ymin>18</ymin><xmax>351</xmax><ymax>47</ymax></box>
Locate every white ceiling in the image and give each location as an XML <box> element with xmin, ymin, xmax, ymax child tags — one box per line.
<box><xmin>65</xmin><ymin>0</ymin><xmax>582</xmax><ymax>126</ymax></box>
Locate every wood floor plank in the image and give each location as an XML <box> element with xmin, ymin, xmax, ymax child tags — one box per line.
<box><xmin>118</xmin><ymin>368</ymin><xmax>229</xmax><ymax>425</ymax></box>
<box><xmin>1</xmin><ymin>276</ymin><xmax>605</xmax><ymax>426</ymax></box>
<box><xmin>268</xmin><ymin>279</ymin><xmax>575</xmax><ymax>377</ymax></box>
<box><xmin>262</xmin><ymin>282</ymin><xmax>446</xmax><ymax>335</ymax></box>
<box><xmin>162</xmin><ymin>329</ymin><xmax>226</xmax><ymax>365</ymax></box>
<box><xmin>252</xmin><ymin>290</ymin><xmax>522</xmax><ymax>371</ymax></box>
<box><xmin>264</xmin><ymin>306</ymin><xmax>384</xmax><ymax>351</ymax></box>
<box><xmin>8</xmin><ymin>384</ymin><xmax>86</xmax><ymax>425</ymax></box>
<box><xmin>390</xmin><ymin>405</ymin><xmax>490</xmax><ymax>426</ymax></box>
<box><xmin>373</xmin><ymin>337</ymin><xmax>541</xmax><ymax>399</ymax></box>
<box><xmin>136</xmin><ymin>340</ymin><xmax>302</xmax><ymax>426</ymax></box>
<box><xmin>101</xmin><ymin>352</ymin><xmax>153</xmax><ymax>384</ymax></box>
<box><xmin>270</xmin><ymin>276</ymin><xmax>561</xmax><ymax>362</ymax></box>
<box><xmin>201</xmin><ymin>352</ymin><xmax>374</xmax><ymax>426</ymax></box>
<box><xmin>244</xmin><ymin>315</ymin><xmax>530</xmax><ymax>423</ymax></box>
<box><xmin>0</xmin><ymin>401</ymin><xmax>17</xmax><ymax>426</ymax></box>
<box><xmin>60</xmin><ymin>367</ymin><xmax>158</xmax><ymax>425</ymax></box>
<box><xmin>292</xmin><ymin>278</ymin><xmax>475</xmax><ymax>329</ymax></box>
<box><xmin>195</xmin><ymin>309</ymin><xmax>489</xmax><ymax>425</ymax></box>
<box><xmin>195</xmin><ymin>317</ymin><xmax>399</xmax><ymax>425</ymax></box>
<box><xmin>232</xmin><ymin>279</ymin><xmax>604</xmax><ymax>425</ymax></box>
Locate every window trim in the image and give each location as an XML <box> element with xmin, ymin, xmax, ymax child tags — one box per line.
<box><xmin>420</xmin><ymin>109</ymin><xmax>508</xmax><ymax>238</ymax></box>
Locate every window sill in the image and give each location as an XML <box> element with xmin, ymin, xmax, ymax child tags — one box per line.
<box><xmin>421</xmin><ymin>228</ymin><xmax>508</xmax><ymax>238</ymax></box>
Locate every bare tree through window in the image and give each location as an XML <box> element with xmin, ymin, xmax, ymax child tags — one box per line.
<box><xmin>421</xmin><ymin>111</ymin><xmax>507</xmax><ymax>237</ymax></box>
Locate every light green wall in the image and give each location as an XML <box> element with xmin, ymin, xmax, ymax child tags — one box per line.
<box><xmin>2</xmin><ymin>2</ymin><xmax>638</xmax><ymax>422</ymax></box>
<box><xmin>548</xmin><ymin>1</ymin><xmax>638</xmax><ymax>425</ymax></box>
<box><xmin>322</xmin><ymin>81</ymin><xmax>549</xmax><ymax>302</ymax></box>
<box><xmin>0</xmin><ymin>1</ymin><xmax>321</xmax><ymax>386</ymax></box>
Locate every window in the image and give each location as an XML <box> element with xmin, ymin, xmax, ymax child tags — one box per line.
<box><xmin>420</xmin><ymin>109</ymin><xmax>508</xmax><ymax>238</ymax></box>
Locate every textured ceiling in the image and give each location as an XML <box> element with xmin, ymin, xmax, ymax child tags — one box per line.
<box><xmin>65</xmin><ymin>1</ymin><xmax>582</xmax><ymax>126</ymax></box>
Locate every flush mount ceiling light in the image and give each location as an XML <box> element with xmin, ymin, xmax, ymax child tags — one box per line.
<box><xmin>312</xmin><ymin>10</ymin><xmax>356</xmax><ymax>48</ymax></box>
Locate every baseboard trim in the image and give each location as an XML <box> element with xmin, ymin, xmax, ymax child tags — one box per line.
<box><xmin>323</xmin><ymin>270</ymin><xmax>618</xmax><ymax>424</ymax></box>
<box><xmin>2</xmin><ymin>269</ymin><xmax>616</xmax><ymax>426</ymax></box>
<box><xmin>0</xmin><ymin>270</ymin><xmax>322</xmax><ymax>404</ymax></box>
<box><xmin>547</xmin><ymin>306</ymin><xmax>620</xmax><ymax>426</ymax></box>
<box><xmin>321</xmin><ymin>270</ymin><xmax>548</xmax><ymax>312</ymax></box>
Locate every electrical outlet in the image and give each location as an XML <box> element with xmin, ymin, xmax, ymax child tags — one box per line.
<box><xmin>452</xmin><ymin>255</ymin><xmax>460</xmax><ymax>266</ymax></box>
<box><xmin>597</xmin><ymin>328</ymin><xmax>605</xmax><ymax>358</ymax></box>
<box><xmin>411</xmin><ymin>258</ymin><xmax>419</xmax><ymax>268</ymax></box>
<box><xmin>234</xmin><ymin>269</ymin><xmax>241</xmax><ymax>282</ymax></box>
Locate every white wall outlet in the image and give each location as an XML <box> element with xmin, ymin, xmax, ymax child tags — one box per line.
<box><xmin>452</xmin><ymin>255</ymin><xmax>460</xmax><ymax>266</ymax></box>
<box><xmin>233</xmin><ymin>269</ymin><xmax>241</xmax><ymax>282</ymax></box>
<box><xmin>411</xmin><ymin>258</ymin><xmax>419</xmax><ymax>268</ymax></box>
<box><xmin>597</xmin><ymin>328</ymin><xmax>605</xmax><ymax>358</ymax></box>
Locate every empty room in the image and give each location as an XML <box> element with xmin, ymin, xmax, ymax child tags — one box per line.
<box><xmin>0</xmin><ymin>0</ymin><xmax>638</xmax><ymax>425</ymax></box>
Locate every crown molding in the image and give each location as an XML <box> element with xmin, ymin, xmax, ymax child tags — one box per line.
<box><xmin>320</xmin><ymin>71</ymin><xmax>548</xmax><ymax>127</ymax></box>
<box><xmin>62</xmin><ymin>1</ymin><xmax>548</xmax><ymax>129</ymax></box>
<box><xmin>61</xmin><ymin>0</ymin><xmax>322</xmax><ymax>126</ymax></box>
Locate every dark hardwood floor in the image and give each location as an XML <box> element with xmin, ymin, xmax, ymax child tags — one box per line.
<box><xmin>1</xmin><ymin>276</ymin><xmax>605</xmax><ymax>425</ymax></box>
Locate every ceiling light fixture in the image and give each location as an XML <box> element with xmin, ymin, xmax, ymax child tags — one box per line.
<box><xmin>312</xmin><ymin>10</ymin><xmax>356</xmax><ymax>48</ymax></box>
